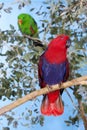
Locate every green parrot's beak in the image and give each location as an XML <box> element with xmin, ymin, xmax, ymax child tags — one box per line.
<box><xmin>18</xmin><ymin>19</ymin><xmax>22</xmax><ymax>25</ymax></box>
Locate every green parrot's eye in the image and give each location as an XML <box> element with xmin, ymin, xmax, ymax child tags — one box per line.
<box><xmin>22</xmin><ymin>16</ymin><xmax>25</xmax><ymax>19</ymax></box>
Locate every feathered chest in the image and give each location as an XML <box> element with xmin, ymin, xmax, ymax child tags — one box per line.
<box><xmin>41</xmin><ymin>56</ymin><xmax>67</xmax><ymax>85</ymax></box>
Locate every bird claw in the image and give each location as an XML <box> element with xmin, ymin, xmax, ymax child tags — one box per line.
<box><xmin>58</xmin><ymin>82</ymin><xmax>63</xmax><ymax>89</ymax></box>
<box><xmin>47</xmin><ymin>82</ymin><xmax>63</xmax><ymax>93</ymax></box>
<box><xmin>46</xmin><ymin>84</ymin><xmax>52</xmax><ymax>92</ymax></box>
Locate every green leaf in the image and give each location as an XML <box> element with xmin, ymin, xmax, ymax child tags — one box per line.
<box><xmin>2</xmin><ymin>127</ymin><xmax>10</xmax><ymax>130</ymax></box>
<box><xmin>30</xmin><ymin>8</ymin><xmax>35</xmax><ymax>11</ymax></box>
<box><xmin>4</xmin><ymin>7</ymin><xmax>12</xmax><ymax>13</ymax></box>
<box><xmin>10</xmin><ymin>24</ymin><xmax>15</xmax><ymax>30</ymax></box>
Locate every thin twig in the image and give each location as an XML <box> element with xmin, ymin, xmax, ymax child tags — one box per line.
<box><xmin>78</xmin><ymin>100</ymin><xmax>87</xmax><ymax>130</ymax></box>
<box><xmin>65</xmin><ymin>89</ymin><xmax>80</xmax><ymax>111</ymax></box>
<box><xmin>23</xmin><ymin>34</ymin><xmax>46</xmax><ymax>48</ymax></box>
<box><xmin>60</xmin><ymin>0</ymin><xmax>85</xmax><ymax>17</ymax></box>
<box><xmin>24</xmin><ymin>34</ymin><xmax>43</xmax><ymax>44</ymax></box>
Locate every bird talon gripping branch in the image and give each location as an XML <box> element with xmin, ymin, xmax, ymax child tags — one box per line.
<box><xmin>46</xmin><ymin>85</ymin><xmax>53</xmax><ymax>92</ymax></box>
<box><xmin>58</xmin><ymin>82</ymin><xmax>63</xmax><ymax>89</ymax></box>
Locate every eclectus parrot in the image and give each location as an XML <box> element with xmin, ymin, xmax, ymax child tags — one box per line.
<box><xmin>38</xmin><ymin>34</ymin><xmax>71</xmax><ymax>116</ymax></box>
<box><xmin>18</xmin><ymin>13</ymin><xmax>38</xmax><ymax>37</ymax></box>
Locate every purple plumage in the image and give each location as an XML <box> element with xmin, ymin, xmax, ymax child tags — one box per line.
<box><xmin>42</xmin><ymin>56</ymin><xmax>67</xmax><ymax>85</ymax></box>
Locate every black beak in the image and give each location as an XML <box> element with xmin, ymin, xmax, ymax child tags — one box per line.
<box><xmin>66</xmin><ymin>39</ymin><xmax>71</xmax><ymax>48</ymax></box>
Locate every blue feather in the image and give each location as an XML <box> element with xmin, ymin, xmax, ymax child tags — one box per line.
<box><xmin>42</xmin><ymin>57</ymin><xmax>66</xmax><ymax>85</ymax></box>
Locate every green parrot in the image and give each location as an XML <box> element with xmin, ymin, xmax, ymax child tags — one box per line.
<box><xmin>18</xmin><ymin>13</ymin><xmax>38</xmax><ymax>37</ymax></box>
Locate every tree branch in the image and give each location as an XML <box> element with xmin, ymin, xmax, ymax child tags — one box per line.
<box><xmin>78</xmin><ymin>100</ymin><xmax>87</xmax><ymax>130</ymax></box>
<box><xmin>0</xmin><ymin>76</ymin><xmax>87</xmax><ymax>116</ymax></box>
<box><xmin>60</xmin><ymin>0</ymin><xmax>86</xmax><ymax>17</ymax></box>
<box><xmin>23</xmin><ymin>34</ymin><xmax>46</xmax><ymax>49</ymax></box>
<box><xmin>24</xmin><ymin>34</ymin><xmax>43</xmax><ymax>44</ymax></box>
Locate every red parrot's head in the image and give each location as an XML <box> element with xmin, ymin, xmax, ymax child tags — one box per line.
<box><xmin>45</xmin><ymin>34</ymin><xmax>71</xmax><ymax>63</ymax></box>
<box><xmin>48</xmin><ymin>34</ymin><xmax>71</xmax><ymax>50</ymax></box>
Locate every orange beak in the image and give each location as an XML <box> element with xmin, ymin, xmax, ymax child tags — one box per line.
<box><xmin>18</xmin><ymin>19</ymin><xmax>22</xmax><ymax>25</ymax></box>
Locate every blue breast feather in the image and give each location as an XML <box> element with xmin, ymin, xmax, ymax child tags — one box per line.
<box><xmin>42</xmin><ymin>57</ymin><xmax>66</xmax><ymax>85</ymax></box>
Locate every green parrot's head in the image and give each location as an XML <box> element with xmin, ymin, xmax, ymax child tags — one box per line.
<box><xmin>18</xmin><ymin>13</ymin><xmax>28</xmax><ymax>25</ymax></box>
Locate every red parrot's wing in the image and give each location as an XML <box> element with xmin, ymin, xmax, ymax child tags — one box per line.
<box><xmin>60</xmin><ymin>58</ymin><xmax>69</xmax><ymax>95</ymax></box>
<box><xmin>38</xmin><ymin>54</ymin><xmax>46</xmax><ymax>88</ymax></box>
<box><xmin>63</xmin><ymin>58</ymin><xmax>70</xmax><ymax>82</ymax></box>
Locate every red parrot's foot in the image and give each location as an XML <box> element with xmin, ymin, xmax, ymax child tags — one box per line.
<box><xmin>46</xmin><ymin>85</ymin><xmax>53</xmax><ymax>93</ymax></box>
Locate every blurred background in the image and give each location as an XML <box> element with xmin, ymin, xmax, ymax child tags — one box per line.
<box><xmin>0</xmin><ymin>0</ymin><xmax>87</xmax><ymax>130</ymax></box>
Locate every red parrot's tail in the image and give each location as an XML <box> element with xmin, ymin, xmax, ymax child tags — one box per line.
<box><xmin>41</xmin><ymin>94</ymin><xmax>64</xmax><ymax>116</ymax></box>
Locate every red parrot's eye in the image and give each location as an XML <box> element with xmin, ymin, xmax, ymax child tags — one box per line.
<box><xmin>66</xmin><ymin>39</ymin><xmax>71</xmax><ymax>48</ymax></box>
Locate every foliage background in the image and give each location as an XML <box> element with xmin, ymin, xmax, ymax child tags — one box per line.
<box><xmin>0</xmin><ymin>0</ymin><xmax>87</xmax><ymax>130</ymax></box>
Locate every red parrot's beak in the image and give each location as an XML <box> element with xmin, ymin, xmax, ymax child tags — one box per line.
<box><xmin>18</xmin><ymin>19</ymin><xmax>22</xmax><ymax>25</ymax></box>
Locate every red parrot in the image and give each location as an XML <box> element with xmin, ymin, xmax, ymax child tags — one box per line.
<box><xmin>38</xmin><ymin>34</ymin><xmax>71</xmax><ymax>116</ymax></box>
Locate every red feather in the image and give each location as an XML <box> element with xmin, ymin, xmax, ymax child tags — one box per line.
<box><xmin>30</xmin><ymin>26</ymin><xmax>35</xmax><ymax>35</ymax></box>
<box><xmin>45</xmin><ymin>34</ymin><xmax>70</xmax><ymax>63</ymax></box>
